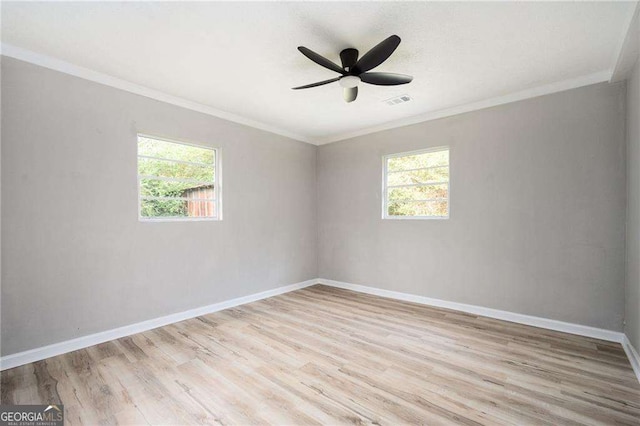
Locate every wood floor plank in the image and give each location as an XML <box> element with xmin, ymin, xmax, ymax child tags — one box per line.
<box><xmin>2</xmin><ymin>285</ymin><xmax>639</xmax><ymax>425</ymax></box>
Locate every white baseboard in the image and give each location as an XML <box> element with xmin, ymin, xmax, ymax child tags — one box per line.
<box><xmin>622</xmin><ymin>335</ymin><xmax>640</xmax><ymax>383</ymax></box>
<box><xmin>317</xmin><ymin>278</ymin><xmax>625</xmax><ymax>343</ymax></box>
<box><xmin>3</xmin><ymin>277</ymin><xmax>635</xmax><ymax>384</ymax></box>
<box><xmin>0</xmin><ymin>279</ymin><xmax>318</xmax><ymax>371</ymax></box>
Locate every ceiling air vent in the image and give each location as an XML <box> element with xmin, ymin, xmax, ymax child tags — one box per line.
<box><xmin>384</xmin><ymin>94</ymin><xmax>412</xmax><ymax>106</ymax></box>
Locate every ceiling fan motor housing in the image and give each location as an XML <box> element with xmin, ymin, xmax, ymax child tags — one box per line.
<box><xmin>340</xmin><ymin>48</ymin><xmax>359</xmax><ymax>72</ymax></box>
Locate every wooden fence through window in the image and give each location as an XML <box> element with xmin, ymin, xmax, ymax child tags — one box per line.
<box><xmin>182</xmin><ymin>185</ymin><xmax>215</xmax><ymax>217</ymax></box>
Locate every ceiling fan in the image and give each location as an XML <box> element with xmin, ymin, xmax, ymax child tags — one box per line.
<box><xmin>293</xmin><ymin>35</ymin><xmax>413</xmax><ymax>103</ymax></box>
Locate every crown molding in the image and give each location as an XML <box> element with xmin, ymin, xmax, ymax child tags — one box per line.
<box><xmin>610</xmin><ymin>1</ymin><xmax>639</xmax><ymax>83</ymax></box>
<box><xmin>315</xmin><ymin>71</ymin><xmax>612</xmax><ymax>145</ymax></box>
<box><xmin>0</xmin><ymin>43</ymin><xmax>315</xmax><ymax>145</ymax></box>
<box><xmin>1</xmin><ymin>43</ymin><xmax>617</xmax><ymax>147</ymax></box>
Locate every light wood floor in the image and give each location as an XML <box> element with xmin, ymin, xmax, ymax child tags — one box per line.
<box><xmin>2</xmin><ymin>285</ymin><xmax>640</xmax><ymax>425</ymax></box>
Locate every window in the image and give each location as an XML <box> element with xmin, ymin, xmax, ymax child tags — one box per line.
<box><xmin>137</xmin><ymin>135</ymin><xmax>221</xmax><ymax>221</ymax></box>
<box><xmin>383</xmin><ymin>147</ymin><xmax>449</xmax><ymax>219</ymax></box>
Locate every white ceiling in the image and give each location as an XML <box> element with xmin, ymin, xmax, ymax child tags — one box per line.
<box><xmin>1</xmin><ymin>1</ymin><xmax>635</xmax><ymax>144</ymax></box>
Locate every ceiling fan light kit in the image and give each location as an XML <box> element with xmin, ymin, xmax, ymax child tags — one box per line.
<box><xmin>293</xmin><ymin>35</ymin><xmax>413</xmax><ymax>103</ymax></box>
<box><xmin>339</xmin><ymin>75</ymin><xmax>361</xmax><ymax>88</ymax></box>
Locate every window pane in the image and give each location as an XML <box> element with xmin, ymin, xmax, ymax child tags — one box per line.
<box><xmin>388</xmin><ymin>184</ymin><xmax>448</xmax><ymax>201</ymax></box>
<box><xmin>138</xmin><ymin>157</ymin><xmax>214</xmax><ymax>181</ymax></box>
<box><xmin>138</xmin><ymin>136</ymin><xmax>214</xmax><ymax>164</ymax></box>
<box><xmin>140</xmin><ymin>179</ymin><xmax>215</xmax><ymax>198</ymax></box>
<box><xmin>387</xmin><ymin>150</ymin><xmax>448</xmax><ymax>172</ymax></box>
<box><xmin>388</xmin><ymin>201</ymin><xmax>448</xmax><ymax>217</ymax></box>
<box><xmin>140</xmin><ymin>199</ymin><xmax>216</xmax><ymax>218</ymax></box>
<box><xmin>387</xmin><ymin>166</ymin><xmax>448</xmax><ymax>186</ymax></box>
<box><xmin>182</xmin><ymin>186</ymin><xmax>215</xmax><ymax>201</ymax></box>
<box><xmin>140</xmin><ymin>199</ymin><xmax>187</xmax><ymax>218</ymax></box>
<box><xmin>137</xmin><ymin>135</ymin><xmax>219</xmax><ymax>221</ymax></box>
<box><xmin>184</xmin><ymin>200</ymin><xmax>217</xmax><ymax>218</ymax></box>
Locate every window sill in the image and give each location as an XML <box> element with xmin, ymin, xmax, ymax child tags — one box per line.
<box><xmin>139</xmin><ymin>217</ymin><xmax>221</xmax><ymax>223</ymax></box>
<box><xmin>383</xmin><ymin>216</ymin><xmax>449</xmax><ymax>220</ymax></box>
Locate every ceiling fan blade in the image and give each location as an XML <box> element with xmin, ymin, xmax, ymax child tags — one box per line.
<box><xmin>292</xmin><ymin>77</ymin><xmax>340</xmax><ymax>90</ymax></box>
<box><xmin>353</xmin><ymin>35</ymin><xmax>401</xmax><ymax>74</ymax></box>
<box><xmin>360</xmin><ymin>72</ymin><xmax>413</xmax><ymax>86</ymax></box>
<box><xmin>343</xmin><ymin>87</ymin><xmax>358</xmax><ymax>103</ymax></box>
<box><xmin>298</xmin><ymin>46</ymin><xmax>345</xmax><ymax>75</ymax></box>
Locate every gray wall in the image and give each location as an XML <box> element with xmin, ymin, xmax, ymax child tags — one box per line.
<box><xmin>318</xmin><ymin>83</ymin><xmax>627</xmax><ymax>331</ymax></box>
<box><xmin>626</xmin><ymin>57</ymin><xmax>640</xmax><ymax>349</ymax></box>
<box><xmin>1</xmin><ymin>56</ymin><xmax>631</xmax><ymax>357</ymax></box>
<box><xmin>1</xmin><ymin>58</ymin><xmax>318</xmax><ymax>356</ymax></box>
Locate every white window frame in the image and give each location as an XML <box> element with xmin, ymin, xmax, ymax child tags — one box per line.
<box><xmin>382</xmin><ymin>146</ymin><xmax>450</xmax><ymax>220</ymax></box>
<box><xmin>137</xmin><ymin>133</ymin><xmax>222</xmax><ymax>222</ymax></box>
